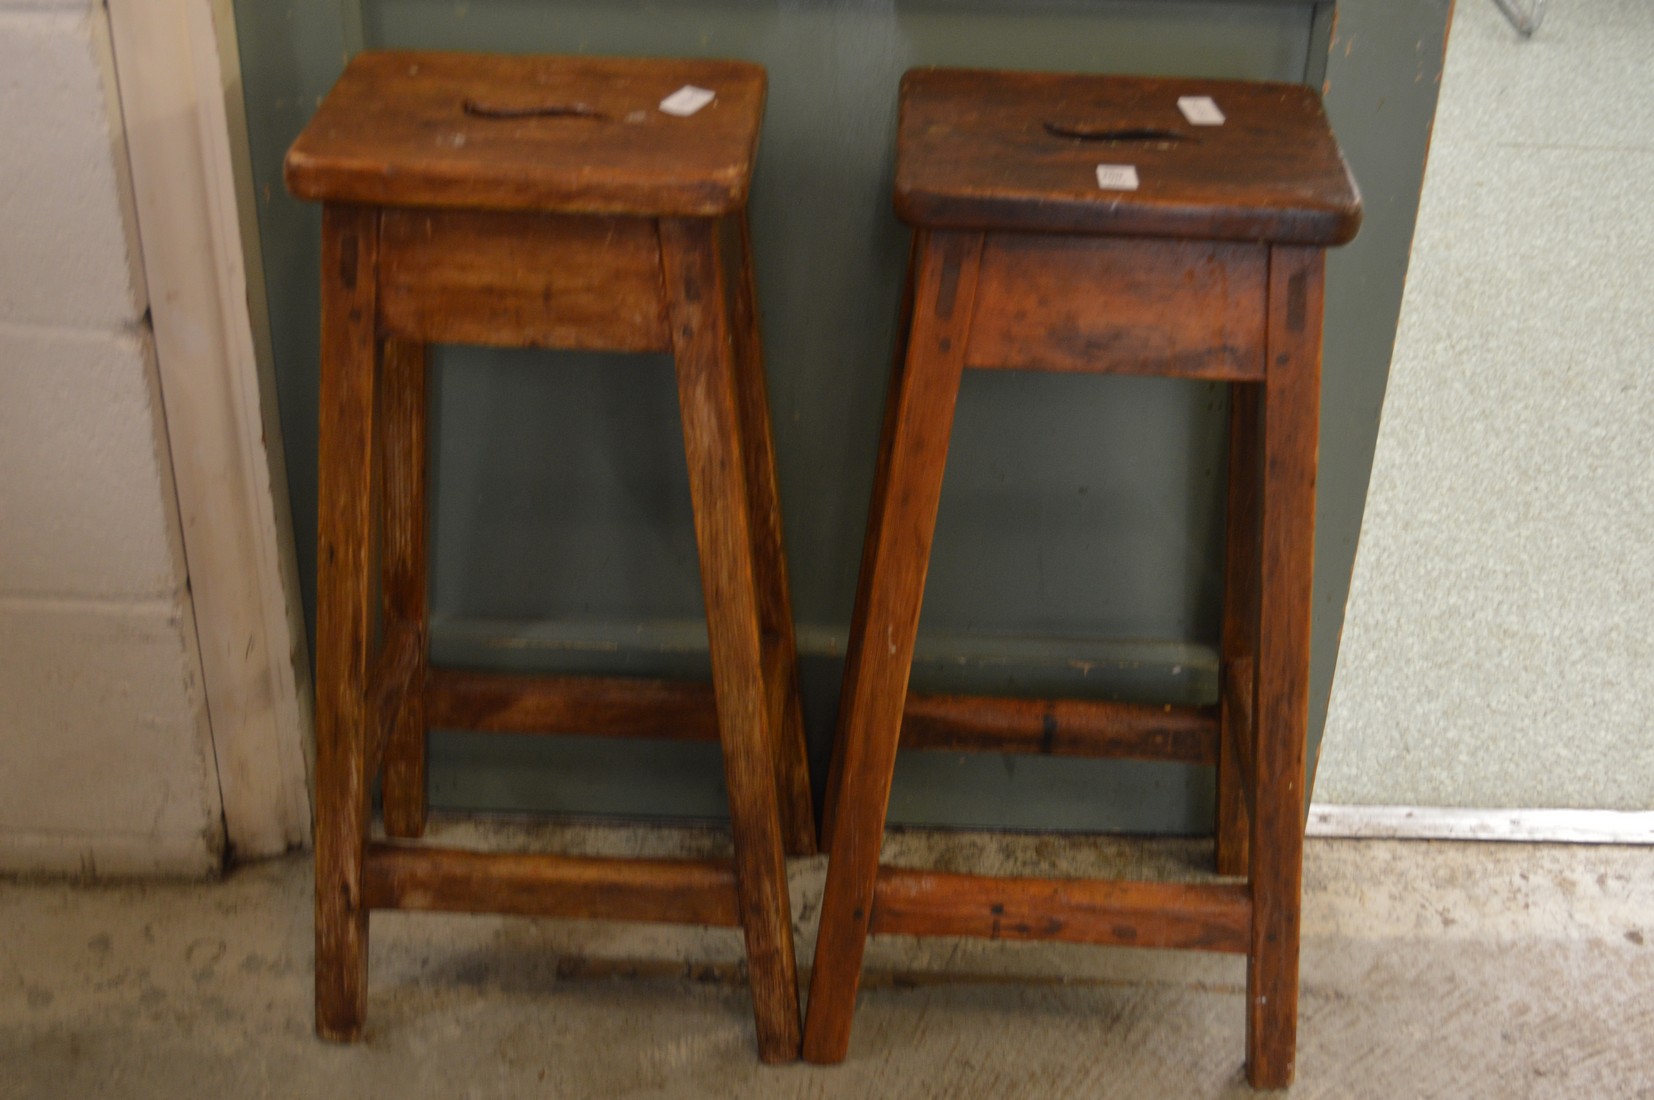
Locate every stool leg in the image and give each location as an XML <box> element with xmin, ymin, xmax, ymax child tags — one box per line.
<box><xmin>1217</xmin><ymin>383</ymin><xmax>1260</xmax><ymax>877</ymax></box>
<box><xmin>724</xmin><ymin>213</ymin><xmax>817</xmax><ymax>857</ymax></box>
<box><xmin>662</xmin><ymin>217</ymin><xmax>801</xmax><ymax>1064</ymax></box>
<box><xmin>315</xmin><ymin>204</ymin><xmax>380</xmax><ymax>1041</ymax></box>
<box><xmin>820</xmin><ymin>231</ymin><xmax>921</xmax><ymax>849</ymax></box>
<box><xmin>1247</xmin><ymin>247</ymin><xmax>1324</xmax><ymax>1089</ymax></box>
<box><xmin>804</xmin><ymin>230</ymin><xmax>984</xmax><ymax>1064</ymax></box>
<box><xmin>380</xmin><ymin>339</ymin><xmax>428</xmax><ymax>839</ymax></box>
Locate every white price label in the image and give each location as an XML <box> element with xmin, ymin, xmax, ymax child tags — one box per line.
<box><xmin>1095</xmin><ymin>164</ymin><xmax>1140</xmax><ymax>191</ymax></box>
<box><xmin>659</xmin><ymin>85</ymin><xmax>716</xmax><ymax>117</ymax></box>
<box><xmin>1177</xmin><ymin>95</ymin><xmax>1226</xmax><ymax>126</ymax></box>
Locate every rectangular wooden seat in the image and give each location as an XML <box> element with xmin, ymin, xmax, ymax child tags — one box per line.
<box><xmin>286</xmin><ymin>51</ymin><xmax>766</xmax><ymax>216</ymax></box>
<box><xmin>895</xmin><ymin>68</ymin><xmax>1361</xmax><ymax>244</ymax></box>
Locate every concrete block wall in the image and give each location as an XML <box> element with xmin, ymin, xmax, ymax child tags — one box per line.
<box><xmin>0</xmin><ymin>0</ymin><xmax>224</xmax><ymax>875</ymax></box>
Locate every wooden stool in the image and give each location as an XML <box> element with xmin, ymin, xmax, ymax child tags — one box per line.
<box><xmin>285</xmin><ymin>51</ymin><xmax>816</xmax><ymax>1063</ymax></box>
<box><xmin>803</xmin><ymin>68</ymin><xmax>1360</xmax><ymax>1088</ymax></box>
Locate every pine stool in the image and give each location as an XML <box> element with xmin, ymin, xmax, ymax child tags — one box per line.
<box><xmin>285</xmin><ymin>51</ymin><xmax>816</xmax><ymax>1063</ymax></box>
<box><xmin>803</xmin><ymin>68</ymin><xmax>1359</xmax><ymax>1087</ymax></box>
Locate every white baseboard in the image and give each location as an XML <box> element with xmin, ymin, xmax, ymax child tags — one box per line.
<box><xmin>1307</xmin><ymin>804</ymin><xmax>1654</xmax><ymax>845</ymax></box>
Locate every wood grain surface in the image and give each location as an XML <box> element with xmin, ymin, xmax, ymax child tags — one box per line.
<box><xmin>803</xmin><ymin>230</ymin><xmax>984</xmax><ymax>1065</ymax></box>
<box><xmin>819</xmin><ymin>231</ymin><xmax>923</xmax><ymax>852</ymax></box>
<box><xmin>377</xmin><ymin>208</ymin><xmax>669</xmax><ymax>352</ymax></box>
<box><xmin>901</xmin><ymin>693</ymin><xmax>1218</xmax><ymax>765</ymax></box>
<box><xmin>425</xmin><ymin>668</ymin><xmax>720</xmax><ymax>740</ymax></box>
<box><xmin>870</xmin><ymin>869</ymin><xmax>1252</xmax><ymax>954</ymax></box>
<box><xmin>1246</xmin><ymin>246</ymin><xmax>1325</xmax><ymax>1089</ymax></box>
<box><xmin>313</xmin><ymin>203</ymin><xmax>379</xmax><ymax>1043</ymax></box>
<box><xmin>366</xmin><ymin>620</ymin><xmax>419</xmax><ymax>774</ymax></box>
<box><xmin>896</xmin><ymin>67</ymin><xmax>1360</xmax><ymax>244</ymax></box>
<box><xmin>286</xmin><ymin>52</ymin><xmax>766</xmax><ymax>216</ymax></box>
<box><xmin>803</xmin><ymin>70</ymin><xmax>1356</xmax><ymax>1078</ymax></box>
<box><xmin>293</xmin><ymin>52</ymin><xmax>811</xmax><ymax>1065</ymax></box>
<box><xmin>719</xmin><ymin>211</ymin><xmax>817</xmax><ymax>857</ymax></box>
<box><xmin>362</xmin><ymin>844</ymin><xmax>741</xmax><ymax>927</ymax></box>
<box><xmin>664</xmin><ymin>216</ymin><xmax>801</xmax><ymax>1063</ymax></box>
<box><xmin>968</xmin><ymin>234</ymin><xmax>1266</xmax><ymax>380</ymax></box>
<box><xmin>378</xmin><ymin>338</ymin><xmax>428</xmax><ymax>839</ymax></box>
<box><xmin>1217</xmin><ymin>382</ymin><xmax>1262</xmax><ymax>878</ymax></box>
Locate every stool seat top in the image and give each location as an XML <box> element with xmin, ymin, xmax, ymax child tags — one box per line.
<box><xmin>286</xmin><ymin>51</ymin><xmax>766</xmax><ymax>217</ymax></box>
<box><xmin>896</xmin><ymin>68</ymin><xmax>1361</xmax><ymax>245</ymax></box>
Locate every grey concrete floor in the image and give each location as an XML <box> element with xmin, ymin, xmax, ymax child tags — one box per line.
<box><xmin>3</xmin><ymin>826</ymin><xmax>1651</xmax><ymax>1099</ymax></box>
<box><xmin>1319</xmin><ymin>0</ymin><xmax>1654</xmax><ymax>807</ymax></box>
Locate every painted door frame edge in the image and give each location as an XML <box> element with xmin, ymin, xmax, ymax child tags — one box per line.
<box><xmin>105</xmin><ymin>0</ymin><xmax>315</xmax><ymax>858</ymax></box>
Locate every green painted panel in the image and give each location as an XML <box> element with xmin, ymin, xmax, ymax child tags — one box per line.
<box><xmin>233</xmin><ymin>0</ymin><xmax>1441</xmax><ymax>833</ymax></box>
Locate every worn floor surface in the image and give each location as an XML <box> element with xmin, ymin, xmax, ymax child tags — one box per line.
<box><xmin>1319</xmin><ymin>0</ymin><xmax>1654</xmax><ymax>805</ymax></box>
<box><xmin>2</xmin><ymin>829</ymin><xmax>1650</xmax><ymax>1099</ymax></box>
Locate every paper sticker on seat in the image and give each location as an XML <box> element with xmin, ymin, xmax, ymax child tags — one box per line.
<box><xmin>1177</xmin><ymin>96</ymin><xmax>1225</xmax><ymax>126</ymax></box>
<box><xmin>1095</xmin><ymin>164</ymin><xmax>1140</xmax><ymax>191</ymax></box>
<box><xmin>659</xmin><ymin>86</ymin><xmax>716</xmax><ymax>117</ymax></box>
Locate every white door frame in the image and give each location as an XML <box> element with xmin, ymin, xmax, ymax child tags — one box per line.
<box><xmin>104</xmin><ymin>0</ymin><xmax>314</xmax><ymax>857</ymax></box>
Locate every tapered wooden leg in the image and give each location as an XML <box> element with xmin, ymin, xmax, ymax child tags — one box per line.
<box><xmin>315</xmin><ymin>204</ymin><xmax>379</xmax><ymax>1042</ymax></box>
<box><xmin>804</xmin><ymin>230</ymin><xmax>984</xmax><ymax>1064</ymax></box>
<box><xmin>662</xmin><ymin>217</ymin><xmax>801</xmax><ymax>1064</ymax></box>
<box><xmin>380</xmin><ymin>338</ymin><xmax>428</xmax><ymax>839</ymax></box>
<box><xmin>722</xmin><ymin>213</ymin><xmax>816</xmax><ymax>858</ymax></box>
<box><xmin>820</xmin><ymin>232</ymin><xmax>921</xmax><ymax>849</ymax></box>
<box><xmin>1217</xmin><ymin>383</ymin><xmax>1260</xmax><ymax>877</ymax></box>
<box><xmin>1247</xmin><ymin>247</ymin><xmax>1324</xmax><ymax>1090</ymax></box>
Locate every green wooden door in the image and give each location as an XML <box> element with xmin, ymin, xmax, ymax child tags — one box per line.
<box><xmin>235</xmin><ymin>0</ymin><xmax>1448</xmax><ymax>831</ymax></box>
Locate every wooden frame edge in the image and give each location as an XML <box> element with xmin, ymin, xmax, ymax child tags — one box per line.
<box><xmin>105</xmin><ymin>0</ymin><xmax>315</xmax><ymax>857</ymax></box>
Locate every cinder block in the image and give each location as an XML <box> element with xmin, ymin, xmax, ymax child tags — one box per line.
<box><xmin>0</xmin><ymin>597</ymin><xmax>223</xmax><ymax>875</ymax></box>
<box><xmin>0</xmin><ymin>8</ymin><xmax>145</xmax><ymax>329</ymax></box>
<box><xmin>0</xmin><ymin>325</ymin><xmax>187</xmax><ymax>600</ymax></box>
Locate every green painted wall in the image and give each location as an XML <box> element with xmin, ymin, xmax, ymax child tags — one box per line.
<box><xmin>234</xmin><ymin>0</ymin><xmax>1447</xmax><ymax>832</ymax></box>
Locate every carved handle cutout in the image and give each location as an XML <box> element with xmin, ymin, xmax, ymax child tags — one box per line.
<box><xmin>462</xmin><ymin>98</ymin><xmax>607</xmax><ymax>121</ymax></box>
<box><xmin>1043</xmin><ymin>122</ymin><xmax>1191</xmax><ymax>144</ymax></box>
